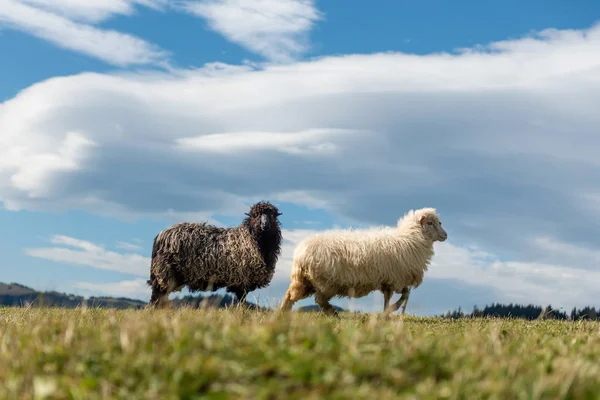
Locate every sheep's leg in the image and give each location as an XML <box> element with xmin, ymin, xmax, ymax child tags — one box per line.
<box><xmin>148</xmin><ymin>277</ymin><xmax>181</xmax><ymax>309</ymax></box>
<box><xmin>400</xmin><ymin>287</ymin><xmax>411</xmax><ymax>315</ymax></box>
<box><xmin>232</xmin><ymin>287</ymin><xmax>248</xmax><ymax>306</ymax></box>
<box><xmin>383</xmin><ymin>287</ymin><xmax>411</xmax><ymax>317</ymax></box>
<box><xmin>149</xmin><ymin>286</ymin><xmax>169</xmax><ymax>309</ymax></box>
<box><xmin>382</xmin><ymin>286</ymin><xmax>393</xmax><ymax>313</ymax></box>
<box><xmin>315</xmin><ymin>291</ymin><xmax>338</xmax><ymax>316</ymax></box>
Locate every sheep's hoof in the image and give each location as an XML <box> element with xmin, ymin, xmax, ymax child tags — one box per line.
<box><xmin>321</xmin><ymin>308</ymin><xmax>339</xmax><ymax>318</ymax></box>
<box><xmin>381</xmin><ymin>308</ymin><xmax>398</xmax><ymax>320</ymax></box>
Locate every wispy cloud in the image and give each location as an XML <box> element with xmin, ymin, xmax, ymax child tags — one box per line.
<box><xmin>72</xmin><ymin>278</ymin><xmax>150</xmax><ymax>300</ymax></box>
<box><xmin>176</xmin><ymin>128</ymin><xmax>358</xmax><ymax>155</ymax></box>
<box><xmin>116</xmin><ymin>241</ymin><xmax>144</xmax><ymax>252</ymax></box>
<box><xmin>25</xmin><ymin>235</ymin><xmax>149</xmax><ymax>277</ymax></box>
<box><xmin>0</xmin><ymin>0</ymin><xmax>169</xmax><ymax>66</ymax></box>
<box><xmin>427</xmin><ymin>242</ymin><xmax>600</xmax><ymax>309</ymax></box>
<box><xmin>182</xmin><ymin>0</ymin><xmax>323</xmax><ymax>62</ymax></box>
<box><xmin>18</xmin><ymin>0</ymin><xmax>168</xmax><ymax>23</ymax></box>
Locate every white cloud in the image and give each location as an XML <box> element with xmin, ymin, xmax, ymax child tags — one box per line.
<box><xmin>0</xmin><ymin>0</ymin><xmax>169</xmax><ymax>66</ymax></box>
<box><xmin>523</xmin><ymin>236</ymin><xmax>600</xmax><ymax>273</ymax></box>
<box><xmin>182</xmin><ymin>0</ymin><xmax>323</xmax><ymax>62</ymax></box>
<box><xmin>2</xmin><ymin>22</ymin><xmax>600</xmax><ymax>228</ymax></box>
<box><xmin>427</xmin><ymin>242</ymin><xmax>598</xmax><ymax>309</ymax></box>
<box><xmin>3</xmin><ymin>131</ymin><xmax>96</xmax><ymax>200</ymax></box>
<box><xmin>18</xmin><ymin>0</ymin><xmax>167</xmax><ymax>23</ymax></box>
<box><xmin>116</xmin><ymin>241</ymin><xmax>144</xmax><ymax>252</ymax></box>
<box><xmin>52</xmin><ymin>235</ymin><xmax>104</xmax><ymax>253</ymax></box>
<box><xmin>5</xmin><ymin>22</ymin><xmax>600</xmax><ymax>310</ymax></box>
<box><xmin>294</xmin><ymin>220</ymin><xmax>321</xmax><ymax>226</ymax></box>
<box><xmin>25</xmin><ymin>234</ymin><xmax>150</xmax><ymax>277</ymax></box>
<box><xmin>72</xmin><ymin>278</ymin><xmax>150</xmax><ymax>300</ymax></box>
<box><xmin>176</xmin><ymin>128</ymin><xmax>361</xmax><ymax>155</ymax></box>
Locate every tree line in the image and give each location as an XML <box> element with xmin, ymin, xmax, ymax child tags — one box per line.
<box><xmin>440</xmin><ymin>303</ymin><xmax>600</xmax><ymax>321</ymax></box>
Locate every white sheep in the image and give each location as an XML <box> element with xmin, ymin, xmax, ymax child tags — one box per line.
<box><xmin>279</xmin><ymin>207</ymin><xmax>447</xmax><ymax>316</ymax></box>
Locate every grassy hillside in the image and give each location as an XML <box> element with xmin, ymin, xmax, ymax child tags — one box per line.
<box><xmin>0</xmin><ymin>282</ymin><xmax>147</xmax><ymax>309</ymax></box>
<box><xmin>0</xmin><ymin>307</ymin><xmax>599</xmax><ymax>399</ymax></box>
<box><xmin>0</xmin><ymin>283</ymin><xmax>36</xmax><ymax>296</ymax></box>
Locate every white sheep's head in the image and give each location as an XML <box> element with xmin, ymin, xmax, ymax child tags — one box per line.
<box><xmin>416</xmin><ymin>208</ymin><xmax>447</xmax><ymax>242</ymax></box>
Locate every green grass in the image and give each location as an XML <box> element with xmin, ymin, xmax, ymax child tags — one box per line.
<box><xmin>1</xmin><ymin>307</ymin><xmax>599</xmax><ymax>399</ymax></box>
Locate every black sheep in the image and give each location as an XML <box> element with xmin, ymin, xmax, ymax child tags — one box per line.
<box><xmin>147</xmin><ymin>201</ymin><xmax>282</xmax><ymax>308</ymax></box>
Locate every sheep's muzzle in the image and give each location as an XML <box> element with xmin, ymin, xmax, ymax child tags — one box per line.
<box><xmin>260</xmin><ymin>214</ymin><xmax>269</xmax><ymax>230</ymax></box>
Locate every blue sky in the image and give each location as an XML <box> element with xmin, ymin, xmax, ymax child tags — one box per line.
<box><xmin>1</xmin><ymin>0</ymin><xmax>600</xmax><ymax>316</ymax></box>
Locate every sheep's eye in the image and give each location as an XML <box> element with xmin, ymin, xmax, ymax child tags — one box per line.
<box><xmin>427</xmin><ymin>221</ymin><xmax>433</xmax><ymax>226</ymax></box>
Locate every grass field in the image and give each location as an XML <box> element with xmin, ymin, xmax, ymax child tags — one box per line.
<box><xmin>1</xmin><ymin>307</ymin><xmax>599</xmax><ymax>399</ymax></box>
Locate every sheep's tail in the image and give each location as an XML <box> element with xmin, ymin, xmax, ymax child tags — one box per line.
<box><xmin>289</xmin><ymin>241</ymin><xmax>309</xmax><ymax>280</ymax></box>
<box><xmin>279</xmin><ymin>244</ymin><xmax>313</xmax><ymax>312</ymax></box>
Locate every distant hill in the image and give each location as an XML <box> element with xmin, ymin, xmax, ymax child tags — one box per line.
<box><xmin>0</xmin><ymin>282</ymin><xmax>147</xmax><ymax>309</ymax></box>
<box><xmin>297</xmin><ymin>304</ymin><xmax>346</xmax><ymax>312</ymax></box>
<box><xmin>0</xmin><ymin>282</ymin><xmax>36</xmax><ymax>296</ymax></box>
<box><xmin>0</xmin><ymin>282</ymin><xmax>265</xmax><ymax>310</ymax></box>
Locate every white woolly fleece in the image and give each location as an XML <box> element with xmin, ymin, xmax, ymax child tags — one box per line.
<box><xmin>290</xmin><ymin>208</ymin><xmax>444</xmax><ymax>298</ymax></box>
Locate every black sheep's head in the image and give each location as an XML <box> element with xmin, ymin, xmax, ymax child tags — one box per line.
<box><xmin>245</xmin><ymin>201</ymin><xmax>282</xmax><ymax>233</ymax></box>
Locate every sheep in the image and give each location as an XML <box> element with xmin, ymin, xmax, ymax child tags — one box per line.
<box><xmin>279</xmin><ymin>207</ymin><xmax>447</xmax><ymax>316</ymax></box>
<box><xmin>147</xmin><ymin>201</ymin><xmax>283</xmax><ymax>308</ymax></box>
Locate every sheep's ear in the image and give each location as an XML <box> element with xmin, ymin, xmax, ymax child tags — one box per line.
<box><xmin>419</xmin><ymin>215</ymin><xmax>426</xmax><ymax>225</ymax></box>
